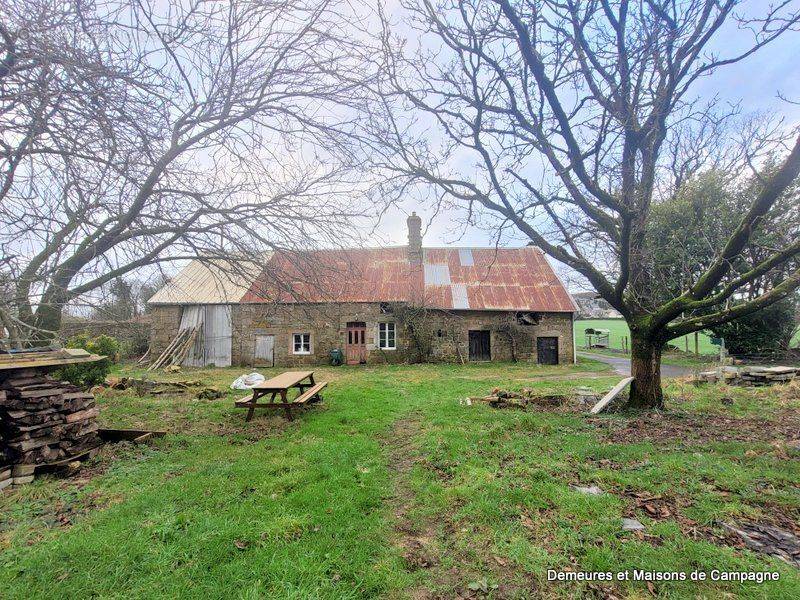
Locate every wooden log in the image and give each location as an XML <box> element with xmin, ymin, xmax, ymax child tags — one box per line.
<box><xmin>170</xmin><ymin>327</ymin><xmax>200</xmax><ymax>367</ymax></box>
<box><xmin>7</xmin><ymin>436</ymin><xmax>58</xmax><ymax>452</ymax></box>
<box><xmin>62</xmin><ymin>391</ymin><xmax>94</xmax><ymax>400</ymax></box>
<box><xmin>64</xmin><ymin>407</ymin><xmax>100</xmax><ymax>423</ymax></box>
<box><xmin>1</xmin><ymin>408</ymin><xmax>59</xmax><ymax>425</ymax></box>
<box><xmin>16</xmin><ymin>387</ymin><xmax>67</xmax><ymax>398</ymax></box>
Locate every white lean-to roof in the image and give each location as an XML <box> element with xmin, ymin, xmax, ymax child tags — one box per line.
<box><xmin>148</xmin><ymin>259</ymin><xmax>264</xmax><ymax>305</ymax></box>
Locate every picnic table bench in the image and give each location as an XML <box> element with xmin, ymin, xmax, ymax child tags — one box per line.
<box><xmin>234</xmin><ymin>370</ymin><xmax>327</xmax><ymax>421</ymax></box>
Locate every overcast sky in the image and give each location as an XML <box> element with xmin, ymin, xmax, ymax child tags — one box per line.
<box><xmin>365</xmin><ymin>11</ymin><xmax>800</xmax><ymax>289</ymax></box>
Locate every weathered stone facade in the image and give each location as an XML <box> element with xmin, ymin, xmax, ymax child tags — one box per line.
<box><xmin>148</xmin><ymin>303</ymin><xmax>574</xmax><ymax>366</ymax></box>
<box><xmin>148</xmin><ymin>305</ymin><xmax>182</xmax><ymax>359</ymax></box>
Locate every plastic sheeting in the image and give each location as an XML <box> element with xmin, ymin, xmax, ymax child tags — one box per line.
<box><xmin>230</xmin><ymin>372</ymin><xmax>265</xmax><ymax>390</ymax></box>
<box><xmin>178</xmin><ymin>305</ymin><xmax>232</xmax><ymax>367</ymax></box>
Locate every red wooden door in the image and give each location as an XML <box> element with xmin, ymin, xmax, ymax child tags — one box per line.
<box><xmin>345</xmin><ymin>322</ymin><xmax>367</xmax><ymax>365</ymax></box>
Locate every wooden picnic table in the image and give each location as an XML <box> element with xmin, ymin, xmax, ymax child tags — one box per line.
<box><xmin>235</xmin><ymin>370</ymin><xmax>327</xmax><ymax>421</ymax></box>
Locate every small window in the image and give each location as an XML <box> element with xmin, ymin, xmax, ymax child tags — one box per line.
<box><xmin>378</xmin><ymin>322</ymin><xmax>396</xmax><ymax>350</ymax></box>
<box><xmin>293</xmin><ymin>333</ymin><xmax>311</xmax><ymax>355</ymax></box>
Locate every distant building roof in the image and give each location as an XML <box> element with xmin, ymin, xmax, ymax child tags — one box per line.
<box><xmin>571</xmin><ymin>291</ymin><xmax>621</xmax><ymax>319</ymax></box>
<box><xmin>148</xmin><ymin>259</ymin><xmax>264</xmax><ymax>305</ymax></box>
<box><xmin>149</xmin><ymin>246</ymin><xmax>576</xmax><ymax>312</ymax></box>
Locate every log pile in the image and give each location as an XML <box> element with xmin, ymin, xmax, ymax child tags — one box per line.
<box><xmin>104</xmin><ymin>376</ymin><xmax>199</xmax><ymax>395</ymax></box>
<box><xmin>0</xmin><ymin>369</ymin><xmax>101</xmax><ymax>466</ymax></box>
<box><xmin>471</xmin><ymin>387</ymin><xmax>569</xmax><ymax>409</ymax></box>
<box><xmin>1</xmin><ymin>393</ymin><xmax>10</xmax><ymax>489</ymax></box>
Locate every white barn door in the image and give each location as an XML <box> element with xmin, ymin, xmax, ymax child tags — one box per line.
<box><xmin>179</xmin><ymin>305</ymin><xmax>232</xmax><ymax>367</ymax></box>
<box><xmin>203</xmin><ymin>305</ymin><xmax>232</xmax><ymax>367</ymax></box>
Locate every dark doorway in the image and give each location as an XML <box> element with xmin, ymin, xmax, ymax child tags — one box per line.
<box><xmin>537</xmin><ymin>337</ymin><xmax>559</xmax><ymax>365</ymax></box>
<box><xmin>468</xmin><ymin>330</ymin><xmax>491</xmax><ymax>361</ymax></box>
<box><xmin>345</xmin><ymin>321</ymin><xmax>367</xmax><ymax>365</ymax></box>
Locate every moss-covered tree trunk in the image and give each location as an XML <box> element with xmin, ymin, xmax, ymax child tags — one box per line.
<box><xmin>627</xmin><ymin>331</ymin><xmax>664</xmax><ymax>409</ymax></box>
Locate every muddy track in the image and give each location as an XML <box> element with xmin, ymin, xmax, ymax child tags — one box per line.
<box><xmin>383</xmin><ymin>415</ymin><xmax>441</xmax><ymax>586</ymax></box>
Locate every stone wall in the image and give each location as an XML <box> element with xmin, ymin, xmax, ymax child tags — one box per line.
<box><xmin>147</xmin><ymin>306</ymin><xmax>182</xmax><ymax>359</ymax></box>
<box><xmin>60</xmin><ymin>318</ymin><xmax>151</xmax><ymax>356</ymax></box>
<box><xmin>148</xmin><ymin>303</ymin><xmax>575</xmax><ymax>367</ymax></box>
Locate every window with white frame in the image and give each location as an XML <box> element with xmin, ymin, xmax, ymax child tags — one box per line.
<box><xmin>378</xmin><ymin>322</ymin><xmax>396</xmax><ymax>350</ymax></box>
<box><xmin>292</xmin><ymin>332</ymin><xmax>311</xmax><ymax>354</ymax></box>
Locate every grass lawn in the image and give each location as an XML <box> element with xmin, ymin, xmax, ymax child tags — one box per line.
<box><xmin>576</xmin><ymin>319</ymin><xmax>719</xmax><ymax>355</ymax></box>
<box><xmin>2</xmin><ymin>359</ymin><xmax>799</xmax><ymax>598</ymax></box>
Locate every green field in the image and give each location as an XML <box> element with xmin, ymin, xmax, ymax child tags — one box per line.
<box><xmin>576</xmin><ymin>319</ymin><xmax>719</xmax><ymax>354</ymax></box>
<box><xmin>2</xmin><ymin>360</ymin><xmax>799</xmax><ymax>598</ymax></box>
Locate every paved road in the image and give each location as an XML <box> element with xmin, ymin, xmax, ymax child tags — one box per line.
<box><xmin>578</xmin><ymin>352</ymin><xmax>694</xmax><ymax>378</ymax></box>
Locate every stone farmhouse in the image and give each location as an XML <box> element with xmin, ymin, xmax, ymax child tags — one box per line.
<box><xmin>147</xmin><ymin>214</ymin><xmax>577</xmax><ymax>367</ymax></box>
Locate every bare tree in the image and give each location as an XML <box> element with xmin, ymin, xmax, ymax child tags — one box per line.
<box><xmin>0</xmin><ymin>0</ymin><xmax>375</xmax><ymax>343</ymax></box>
<box><xmin>368</xmin><ymin>0</ymin><xmax>800</xmax><ymax>407</ymax></box>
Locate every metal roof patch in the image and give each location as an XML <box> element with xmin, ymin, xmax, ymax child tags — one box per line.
<box><xmin>458</xmin><ymin>248</ymin><xmax>474</xmax><ymax>266</ymax></box>
<box><xmin>424</xmin><ymin>263</ymin><xmax>451</xmax><ymax>285</ymax></box>
<box><xmin>451</xmin><ymin>284</ymin><xmax>470</xmax><ymax>309</ymax></box>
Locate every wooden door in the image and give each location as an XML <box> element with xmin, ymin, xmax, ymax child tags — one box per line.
<box><xmin>345</xmin><ymin>322</ymin><xmax>367</xmax><ymax>365</ymax></box>
<box><xmin>468</xmin><ymin>330</ymin><xmax>491</xmax><ymax>361</ymax></box>
<box><xmin>537</xmin><ymin>337</ymin><xmax>559</xmax><ymax>365</ymax></box>
<box><xmin>254</xmin><ymin>334</ymin><xmax>275</xmax><ymax>366</ymax></box>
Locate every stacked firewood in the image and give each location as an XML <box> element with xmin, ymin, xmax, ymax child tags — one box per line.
<box><xmin>0</xmin><ymin>369</ymin><xmax>100</xmax><ymax>465</ymax></box>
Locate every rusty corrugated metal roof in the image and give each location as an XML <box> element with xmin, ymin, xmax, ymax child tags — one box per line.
<box><xmin>422</xmin><ymin>246</ymin><xmax>576</xmax><ymax>312</ymax></box>
<box><xmin>239</xmin><ymin>245</ymin><xmax>575</xmax><ymax>312</ymax></box>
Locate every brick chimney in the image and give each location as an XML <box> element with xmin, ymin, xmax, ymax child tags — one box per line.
<box><xmin>407</xmin><ymin>212</ymin><xmax>422</xmax><ymax>265</ymax></box>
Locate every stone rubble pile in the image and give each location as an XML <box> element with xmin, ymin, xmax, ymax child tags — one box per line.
<box><xmin>695</xmin><ymin>366</ymin><xmax>797</xmax><ymax>386</ymax></box>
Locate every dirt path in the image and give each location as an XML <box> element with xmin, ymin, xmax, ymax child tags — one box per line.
<box><xmin>382</xmin><ymin>416</ymin><xmax>532</xmax><ymax>599</ymax></box>
<box><xmin>383</xmin><ymin>415</ymin><xmax>442</xmax><ymax>596</ymax></box>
